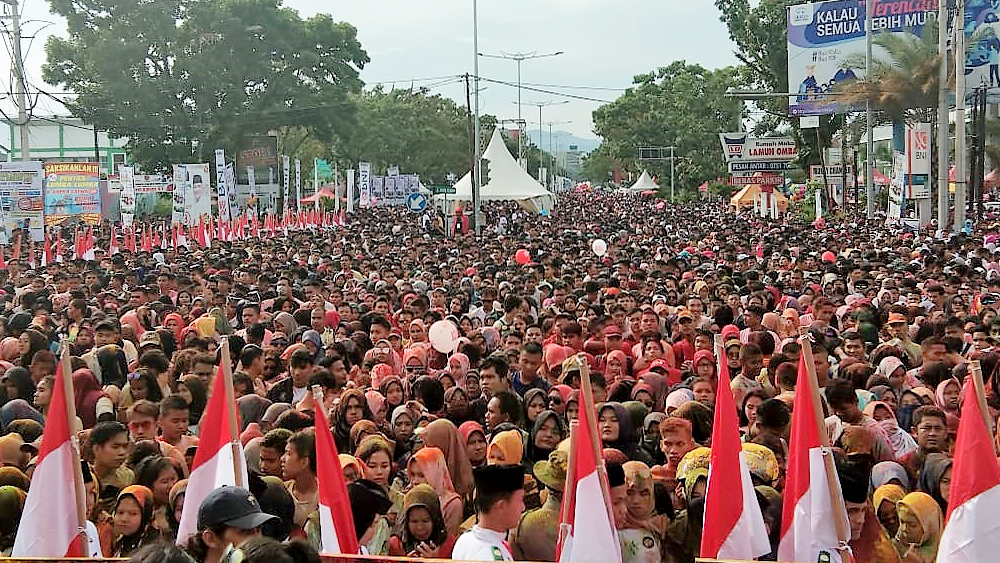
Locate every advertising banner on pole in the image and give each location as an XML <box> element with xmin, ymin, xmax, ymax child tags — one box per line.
<box><xmin>171</xmin><ymin>164</ymin><xmax>210</xmax><ymax>226</ymax></box>
<box><xmin>787</xmin><ymin>0</ymin><xmax>936</xmax><ymax>116</ymax></box>
<box><xmin>359</xmin><ymin>162</ymin><xmax>371</xmax><ymax>208</ymax></box>
<box><xmin>295</xmin><ymin>159</ymin><xmax>301</xmax><ymax>210</ymax></box>
<box><xmin>347</xmin><ymin>169</ymin><xmax>356</xmax><ymax>213</ymax></box>
<box><xmin>888</xmin><ymin>150</ymin><xmax>906</xmax><ymax>222</ymax></box>
<box><xmin>119</xmin><ymin>166</ymin><xmax>136</xmax><ymax>228</ymax></box>
<box><xmin>0</xmin><ymin>161</ymin><xmax>44</xmax><ymax>241</ymax></box>
<box><xmin>964</xmin><ymin>3</ymin><xmax>1000</xmax><ymax>98</ymax></box>
<box><xmin>43</xmin><ymin>162</ymin><xmax>101</xmax><ymax>225</ymax></box>
<box><xmin>224</xmin><ymin>164</ymin><xmax>239</xmax><ymax>219</ymax></box>
<box><xmin>905</xmin><ymin>122</ymin><xmax>931</xmax><ymax>199</ymax></box>
<box><xmin>172</xmin><ymin>165</ymin><xmax>187</xmax><ymax>227</ymax></box>
<box><xmin>237</xmin><ymin>135</ymin><xmax>278</xmax><ymax>184</ymax></box>
<box><xmin>376</xmin><ymin>176</ymin><xmax>388</xmax><ymax>205</ymax></box>
<box><xmin>133</xmin><ymin>175</ymin><xmax>171</xmax><ymax>194</ymax></box>
<box><xmin>247</xmin><ymin>166</ymin><xmax>257</xmax><ymax>216</ymax></box>
<box><xmin>215</xmin><ymin>149</ymin><xmax>231</xmax><ymax>224</ymax></box>
<box><xmin>719</xmin><ymin>133</ymin><xmax>798</xmax><ymax>162</ymax></box>
<box><xmin>282</xmin><ymin>156</ymin><xmax>291</xmax><ymax>213</ymax></box>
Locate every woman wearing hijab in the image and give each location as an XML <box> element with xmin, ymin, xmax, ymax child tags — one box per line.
<box><xmin>664</xmin><ymin>388</ymin><xmax>694</xmax><ymax>415</ymax></box>
<box><xmin>872</xmin><ymin>460</ymin><xmax>912</xmax><ymax>490</ymax></box>
<box><xmin>443</xmin><ymin>385</ymin><xmax>470</xmax><ymax>424</ymax></box>
<box><xmin>176</xmin><ymin>376</ymin><xmax>207</xmax><ymax>433</ymax></box>
<box><xmin>110</xmin><ymin>485</ymin><xmax>159</xmax><ymax>557</ymax></box>
<box><xmin>0</xmin><ymin>467</ymin><xmax>30</xmax><ymax>491</ymax></box>
<box><xmin>620</xmin><ymin>461</ymin><xmax>666</xmax><ymax>563</ymax></box>
<box><xmin>73</xmin><ymin>369</ymin><xmax>108</xmax><ymax>429</ymax></box>
<box><xmin>0</xmin><ymin>485</ymin><xmax>26</xmax><ymax>555</ymax></box>
<box><xmin>641</xmin><ymin>412</ymin><xmax>667</xmax><ymax>466</ymax></box>
<box><xmin>408</xmin><ymin>320</ymin><xmax>429</xmax><ymax>346</ymax></box>
<box><xmin>597</xmin><ymin>402</ymin><xmax>653</xmax><ymax>464</ymax></box>
<box><xmin>525</xmin><ymin>410</ymin><xmax>565</xmax><ymax>467</ymax></box>
<box><xmin>387</xmin><ymin>484</ymin><xmax>456</xmax><ymax>558</ymax></box>
<box><xmin>933</xmin><ymin>378</ymin><xmax>961</xmax><ymax>417</ymax></box>
<box><xmin>606</xmin><ymin>350</ymin><xmax>630</xmax><ymax>383</ymax></box>
<box><xmin>333</xmin><ymin>388</ymin><xmax>374</xmax><ymax>453</ymax></box>
<box><xmin>390</xmin><ymin>403</ymin><xmax>419</xmax><ymax>466</ymax></box>
<box><xmin>406</xmin><ymin>446</ymin><xmax>463</xmax><ymax>535</ymax></box>
<box><xmin>873</xmin><ymin>484</ymin><xmax>907</xmax><ymax>539</ymax></box>
<box><xmin>864</xmin><ymin>401</ymin><xmax>917</xmax><ymax>459</ymax></box>
<box><xmin>301</xmin><ymin>330</ymin><xmax>324</xmax><ymax>360</ymax></box>
<box><xmin>0</xmin><ymin>399</ymin><xmax>43</xmax><ymax>429</ymax></box>
<box><xmin>458</xmin><ymin>421</ymin><xmax>487</xmax><ymax>468</ymax></box>
<box><xmin>338</xmin><ymin>454</ymin><xmax>367</xmax><ymax>483</ymax></box>
<box><xmin>420</xmin><ymin>419</ymin><xmax>474</xmax><ymax>498</ymax></box>
<box><xmin>917</xmin><ymin>453</ymin><xmax>952</xmax><ymax>514</ymax></box>
<box><xmin>892</xmin><ymin>491</ymin><xmax>942</xmax><ymax>563</ymax></box>
<box><xmin>349</xmin><ymin>420</ymin><xmax>381</xmax><ymax>454</ymax></box>
<box><xmin>380</xmin><ymin>375</ymin><xmax>406</xmax><ymax>412</ymax></box>
<box><xmin>522</xmin><ymin>388</ymin><xmax>548</xmax><ymax>429</ymax></box>
<box><xmin>16</xmin><ymin>329</ymin><xmax>47</xmax><ymax>368</ymax></box>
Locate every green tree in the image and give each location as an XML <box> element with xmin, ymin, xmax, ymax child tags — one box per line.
<box><xmin>43</xmin><ymin>0</ymin><xmax>368</xmax><ymax>173</ymax></box>
<box><xmin>591</xmin><ymin>61</ymin><xmax>740</xmax><ymax>193</ymax></box>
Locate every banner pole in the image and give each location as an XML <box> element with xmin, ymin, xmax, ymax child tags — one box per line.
<box><xmin>220</xmin><ymin>337</ymin><xmax>244</xmax><ymax>488</ymax></box>
<box><xmin>60</xmin><ymin>341</ymin><xmax>89</xmax><ymax>554</ymax></box>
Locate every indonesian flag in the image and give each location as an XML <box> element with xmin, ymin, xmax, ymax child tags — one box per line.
<box><xmin>700</xmin><ymin>354</ymin><xmax>770</xmax><ymax>560</ymax></box>
<box><xmin>73</xmin><ymin>227</ymin><xmax>81</xmax><ymax>259</ymax></box>
<box><xmin>176</xmin><ymin>363</ymin><xmax>247</xmax><ymax>544</ymax></box>
<box><xmin>12</xmin><ymin>362</ymin><xmax>84</xmax><ymax>557</ymax></box>
<box><xmin>557</xmin><ymin>380</ymin><xmax>622</xmax><ymax>563</ymax></box>
<box><xmin>55</xmin><ymin>232</ymin><xmax>64</xmax><ymax>262</ymax></box>
<box><xmin>83</xmin><ymin>227</ymin><xmax>95</xmax><ymax>260</ymax></box>
<box><xmin>109</xmin><ymin>226</ymin><xmax>119</xmax><ymax>256</ymax></box>
<box><xmin>41</xmin><ymin>233</ymin><xmax>51</xmax><ymax>267</ymax></box>
<box><xmin>313</xmin><ymin>392</ymin><xmax>359</xmax><ymax>554</ymax></box>
<box><xmin>0</xmin><ymin>247</ymin><xmax>6</xmax><ymax>269</ymax></box>
<box><xmin>778</xmin><ymin>355</ymin><xmax>849</xmax><ymax>562</ymax></box>
<box><xmin>936</xmin><ymin>380</ymin><xmax>1000</xmax><ymax>563</ymax></box>
<box><xmin>142</xmin><ymin>225</ymin><xmax>153</xmax><ymax>252</ymax></box>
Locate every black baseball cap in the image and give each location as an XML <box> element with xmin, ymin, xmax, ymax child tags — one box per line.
<box><xmin>197</xmin><ymin>486</ymin><xmax>277</xmax><ymax>530</ymax></box>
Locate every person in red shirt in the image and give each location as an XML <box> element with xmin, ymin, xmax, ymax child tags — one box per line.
<box><xmin>671</xmin><ymin>308</ymin><xmax>697</xmax><ymax>370</ymax></box>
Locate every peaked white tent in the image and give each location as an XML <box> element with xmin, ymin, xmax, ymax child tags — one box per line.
<box><xmin>621</xmin><ymin>170</ymin><xmax>659</xmax><ymax>192</ymax></box>
<box><xmin>443</xmin><ymin>129</ymin><xmax>555</xmax><ymax>214</ymax></box>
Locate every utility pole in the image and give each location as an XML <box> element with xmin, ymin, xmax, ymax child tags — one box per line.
<box><xmin>669</xmin><ymin>146</ymin><xmax>676</xmax><ymax>204</ymax></box>
<box><xmin>955</xmin><ymin>0</ymin><xmax>967</xmax><ymax>232</ymax></box>
<box><xmin>5</xmin><ymin>0</ymin><xmax>30</xmax><ymax>160</ymax></box>
<box><xmin>464</xmin><ymin>74</ymin><xmax>478</xmax><ymax>233</ymax></box>
<box><xmin>937</xmin><ymin>0</ymin><xmax>950</xmax><ymax>230</ymax></box>
<box><xmin>865</xmin><ymin>0</ymin><xmax>874</xmax><ymax>218</ymax></box>
<box><xmin>471</xmin><ymin>0</ymin><xmax>481</xmax><ymax>236</ymax></box>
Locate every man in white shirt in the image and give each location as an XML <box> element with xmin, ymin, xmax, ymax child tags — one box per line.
<box><xmin>453</xmin><ymin>464</ymin><xmax>526</xmax><ymax>561</ymax></box>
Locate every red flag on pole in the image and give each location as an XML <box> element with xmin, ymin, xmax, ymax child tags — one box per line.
<box><xmin>937</xmin><ymin>367</ymin><xmax>1000</xmax><ymax>563</ymax></box>
<box><xmin>12</xmin><ymin>358</ymin><xmax>86</xmax><ymax>557</ymax></box>
<box><xmin>700</xmin><ymin>340</ymin><xmax>769</xmax><ymax>559</ymax></box>
<box><xmin>313</xmin><ymin>389</ymin><xmax>360</xmax><ymax>554</ymax></box>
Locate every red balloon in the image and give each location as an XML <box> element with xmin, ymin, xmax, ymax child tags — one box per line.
<box><xmin>515</xmin><ymin>249</ymin><xmax>531</xmax><ymax>265</ymax></box>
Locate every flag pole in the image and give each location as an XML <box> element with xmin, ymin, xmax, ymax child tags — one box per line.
<box><xmin>797</xmin><ymin>328</ymin><xmax>851</xmax><ymax>554</ymax></box>
<box><xmin>219</xmin><ymin>337</ymin><xmax>244</xmax><ymax>488</ymax></box>
<box><xmin>968</xmin><ymin>360</ymin><xmax>993</xmax><ymax>445</ymax></box>
<box><xmin>60</xmin><ymin>341</ymin><xmax>89</xmax><ymax>553</ymax></box>
<box><xmin>556</xmin><ymin>420</ymin><xmax>579</xmax><ymax>553</ymax></box>
<box><xmin>576</xmin><ymin>354</ymin><xmax>617</xmax><ymax>528</ymax></box>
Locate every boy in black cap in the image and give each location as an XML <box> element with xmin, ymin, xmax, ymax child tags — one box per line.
<box><xmin>188</xmin><ymin>486</ymin><xmax>277</xmax><ymax>563</ymax></box>
<box><xmin>452</xmin><ymin>464</ymin><xmax>525</xmax><ymax>561</ymax></box>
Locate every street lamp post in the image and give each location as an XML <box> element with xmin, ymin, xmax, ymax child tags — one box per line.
<box><xmin>480</xmin><ymin>51</ymin><xmax>564</xmax><ymax>165</ymax></box>
<box><xmin>518</xmin><ymin>101</ymin><xmax>568</xmax><ymax>180</ymax></box>
<box><xmin>472</xmin><ymin>0</ymin><xmax>481</xmax><ymax>236</ymax></box>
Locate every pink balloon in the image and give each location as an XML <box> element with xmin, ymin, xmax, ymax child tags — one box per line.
<box><xmin>515</xmin><ymin>249</ymin><xmax>531</xmax><ymax>265</ymax></box>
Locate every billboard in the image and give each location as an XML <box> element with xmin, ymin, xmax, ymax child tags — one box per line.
<box><xmin>237</xmin><ymin>135</ymin><xmax>278</xmax><ymax>184</ymax></box>
<box><xmin>964</xmin><ymin>1</ymin><xmax>1000</xmax><ymax>95</ymax></box>
<box><xmin>787</xmin><ymin>0</ymin><xmax>937</xmax><ymax>116</ymax></box>
<box><xmin>171</xmin><ymin>163</ymin><xmax>211</xmax><ymax>226</ymax></box>
<box><xmin>0</xmin><ymin>161</ymin><xmax>44</xmax><ymax>241</ymax></box>
<box><xmin>43</xmin><ymin>162</ymin><xmax>101</xmax><ymax>225</ymax></box>
<box><xmin>719</xmin><ymin>133</ymin><xmax>798</xmax><ymax>162</ymax></box>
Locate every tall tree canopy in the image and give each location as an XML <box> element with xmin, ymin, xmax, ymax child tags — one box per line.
<box><xmin>43</xmin><ymin>0</ymin><xmax>369</xmax><ymax>172</ymax></box>
<box><xmin>592</xmin><ymin>61</ymin><xmax>740</xmax><ymax>192</ymax></box>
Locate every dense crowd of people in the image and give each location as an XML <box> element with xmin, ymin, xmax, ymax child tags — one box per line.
<box><xmin>0</xmin><ymin>191</ymin><xmax>996</xmax><ymax>563</ymax></box>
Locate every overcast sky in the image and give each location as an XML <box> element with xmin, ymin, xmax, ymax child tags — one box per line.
<box><xmin>4</xmin><ymin>0</ymin><xmax>740</xmax><ymax>141</ymax></box>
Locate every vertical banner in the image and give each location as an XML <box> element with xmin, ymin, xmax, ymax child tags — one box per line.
<box><xmin>215</xmin><ymin>149</ymin><xmax>231</xmax><ymax>225</ymax></box>
<box><xmin>43</xmin><ymin>162</ymin><xmax>101</xmax><ymax>225</ymax></box>
<box><xmin>282</xmin><ymin>155</ymin><xmax>291</xmax><ymax>214</ymax></box>
<box><xmin>375</xmin><ymin>175</ymin><xmax>387</xmax><ymax>206</ymax></box>
<box><xmin>224</xmin><ymin>164</ymin><xmax>239</xmax><ymax>220</ymax></box>
<box><xmin>171</xmin><ymin>165</ymin><xmax>187</xmax><ymax>227</ymax></box>
<box><xmin>358</xmin><ymin>162</ymin><xmax>371</xmax><ymax>208</ymax></box>
<box><xmin>346</xmin><ymin>169</ymin><xmax>355</xmax><ymax>213</ymax></box>
<box><xmin>0</xmin><ymin>161</ymin><xmax>44</xmax><ymax>241</ymax></box>
<box><xmin>905</xmin><ymin>122</ymin><xmax>932</xmax><ymax>199</ymax></box>
<box><xmin>888</xmin><ymin>150</ymin><xmax>906</xmax><ymax>223</ymax></box>
<box><xmin>294</xmin><ymin>159</ymin><xmax>302</xmax><ymax>210</ymax></box>
<box><xmin>406</xmin><ymin>175</ymin><xmax>420</xmax><ymax>199</ymax></box>
<box><xmin>247</xmin><ymin>166</ymin><xmax>257</xmax><ymax>217</ymax></box>
<box><xmin>119</xmin><ymin>165</ymin><xmax>136</xmax><ymax>228</ymax></box>
<box><xmin>189</xmin><ymin>163</ymin><xmax>212</xmax><ymax>226</ymax></box>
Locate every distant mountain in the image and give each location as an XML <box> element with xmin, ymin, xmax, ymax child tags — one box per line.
<box><xmin>526</xmin><ymin>130</ymin><xmax>601</xmax><ymax>154</ymax></box>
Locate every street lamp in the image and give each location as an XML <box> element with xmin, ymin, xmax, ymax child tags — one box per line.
<box><xmin>518</xmin><ymin>100</ymin><xmax>568</xmax><ymax>174</ymax></box>
<box><xmin>480</xmin><ymin>51</ymin><xmax>564</xmax><ymax>162</ymax></box>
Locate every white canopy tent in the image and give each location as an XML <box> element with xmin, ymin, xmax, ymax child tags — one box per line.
<box><xmin>621</xmin><ymin>170</ymin><xmax>659</xmax><ymax>192</ymax></box>
<box><xmin>441</xmin><ymin>129</ymin><xmax>555</xmax><ymax>214</ymax></box>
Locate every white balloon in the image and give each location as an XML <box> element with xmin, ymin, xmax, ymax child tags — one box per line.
<box><xmin>592</xmin><ymin>238</ymin><xmax>608</xmax><ymax>257</ymax></box>
<box><xmin>428</xmin><ymin>320</ymin><xmax>460</xmax><ymax>353</ymax></box>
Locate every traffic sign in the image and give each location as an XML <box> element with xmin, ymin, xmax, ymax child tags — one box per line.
<box><xmin>432</xmin><ymin>185</ymin><xmax>456</xmax><ymax>195</ymax></box>
<box><xmin>406</xmin><ymin>193</ymin><xmax>427</xmax><ymax>212</ymax></box>
<box><xmin>729</xmin><ymin>174</ymin><xmax>783</xmax><ymax>187</ymax></box>
<box><xmin>729</xmin><ymin>161</ymin><xmax>797</xmax><ymax>172</ymax></box>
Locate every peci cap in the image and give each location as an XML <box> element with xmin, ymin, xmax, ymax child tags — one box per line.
<box><xmin>474</xmin><ymin>464</ymin><xmax>525</xmax><ymax>496</ymax></box>
<box><xmin>197</xmin><ymin>486</ymin><xmax>277</xmax><ymax>531</ymax></box>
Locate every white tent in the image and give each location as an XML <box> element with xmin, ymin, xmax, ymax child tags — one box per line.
<box><xmin>443</xmin><ymin>129</ymin><xmax>555</xmax><ymax>214</ymax></box>
<box><xmin>621</xmin><ymin>170</ymin><xmax>659</xmax><ymax>192</ymax></box>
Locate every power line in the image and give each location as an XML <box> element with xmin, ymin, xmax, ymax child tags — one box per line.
<box><xmin>477</xmin><ymin>77</ymin><xmax>613</xmax><ymax>103</ymax></box>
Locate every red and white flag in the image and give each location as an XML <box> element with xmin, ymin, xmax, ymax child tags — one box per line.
<box><xmin>936</xmin><ymin>380</ymin><xmax>1000</xmax><ymax>563</ymax></box>
<box><xmin>557</xmin><ymin>380</ymin><xmax>622</xmax><ymax>563</ymax></box>
<box><xmin>701</xmin><ymin>352</ymin><xmax>770</xmax><ymax>560</ymax></box>
<box><xmin>12</xmin><ymin>362</ymin><xmax>84</xmax><ymax>557</ymax></box>
<box><xmin>313</xmin><ymin>392</ymin><xmax>359</xmax><ymax>554</ymax></box>
<box><xmin>176</xmin><ymin>363</ymin><xmax>247</xmax><ymax>544</ymax></box>
<box><xmin>778</xmin><ymin>354</ymin><xmax>849</xmax><ymax>562</ymax></box>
